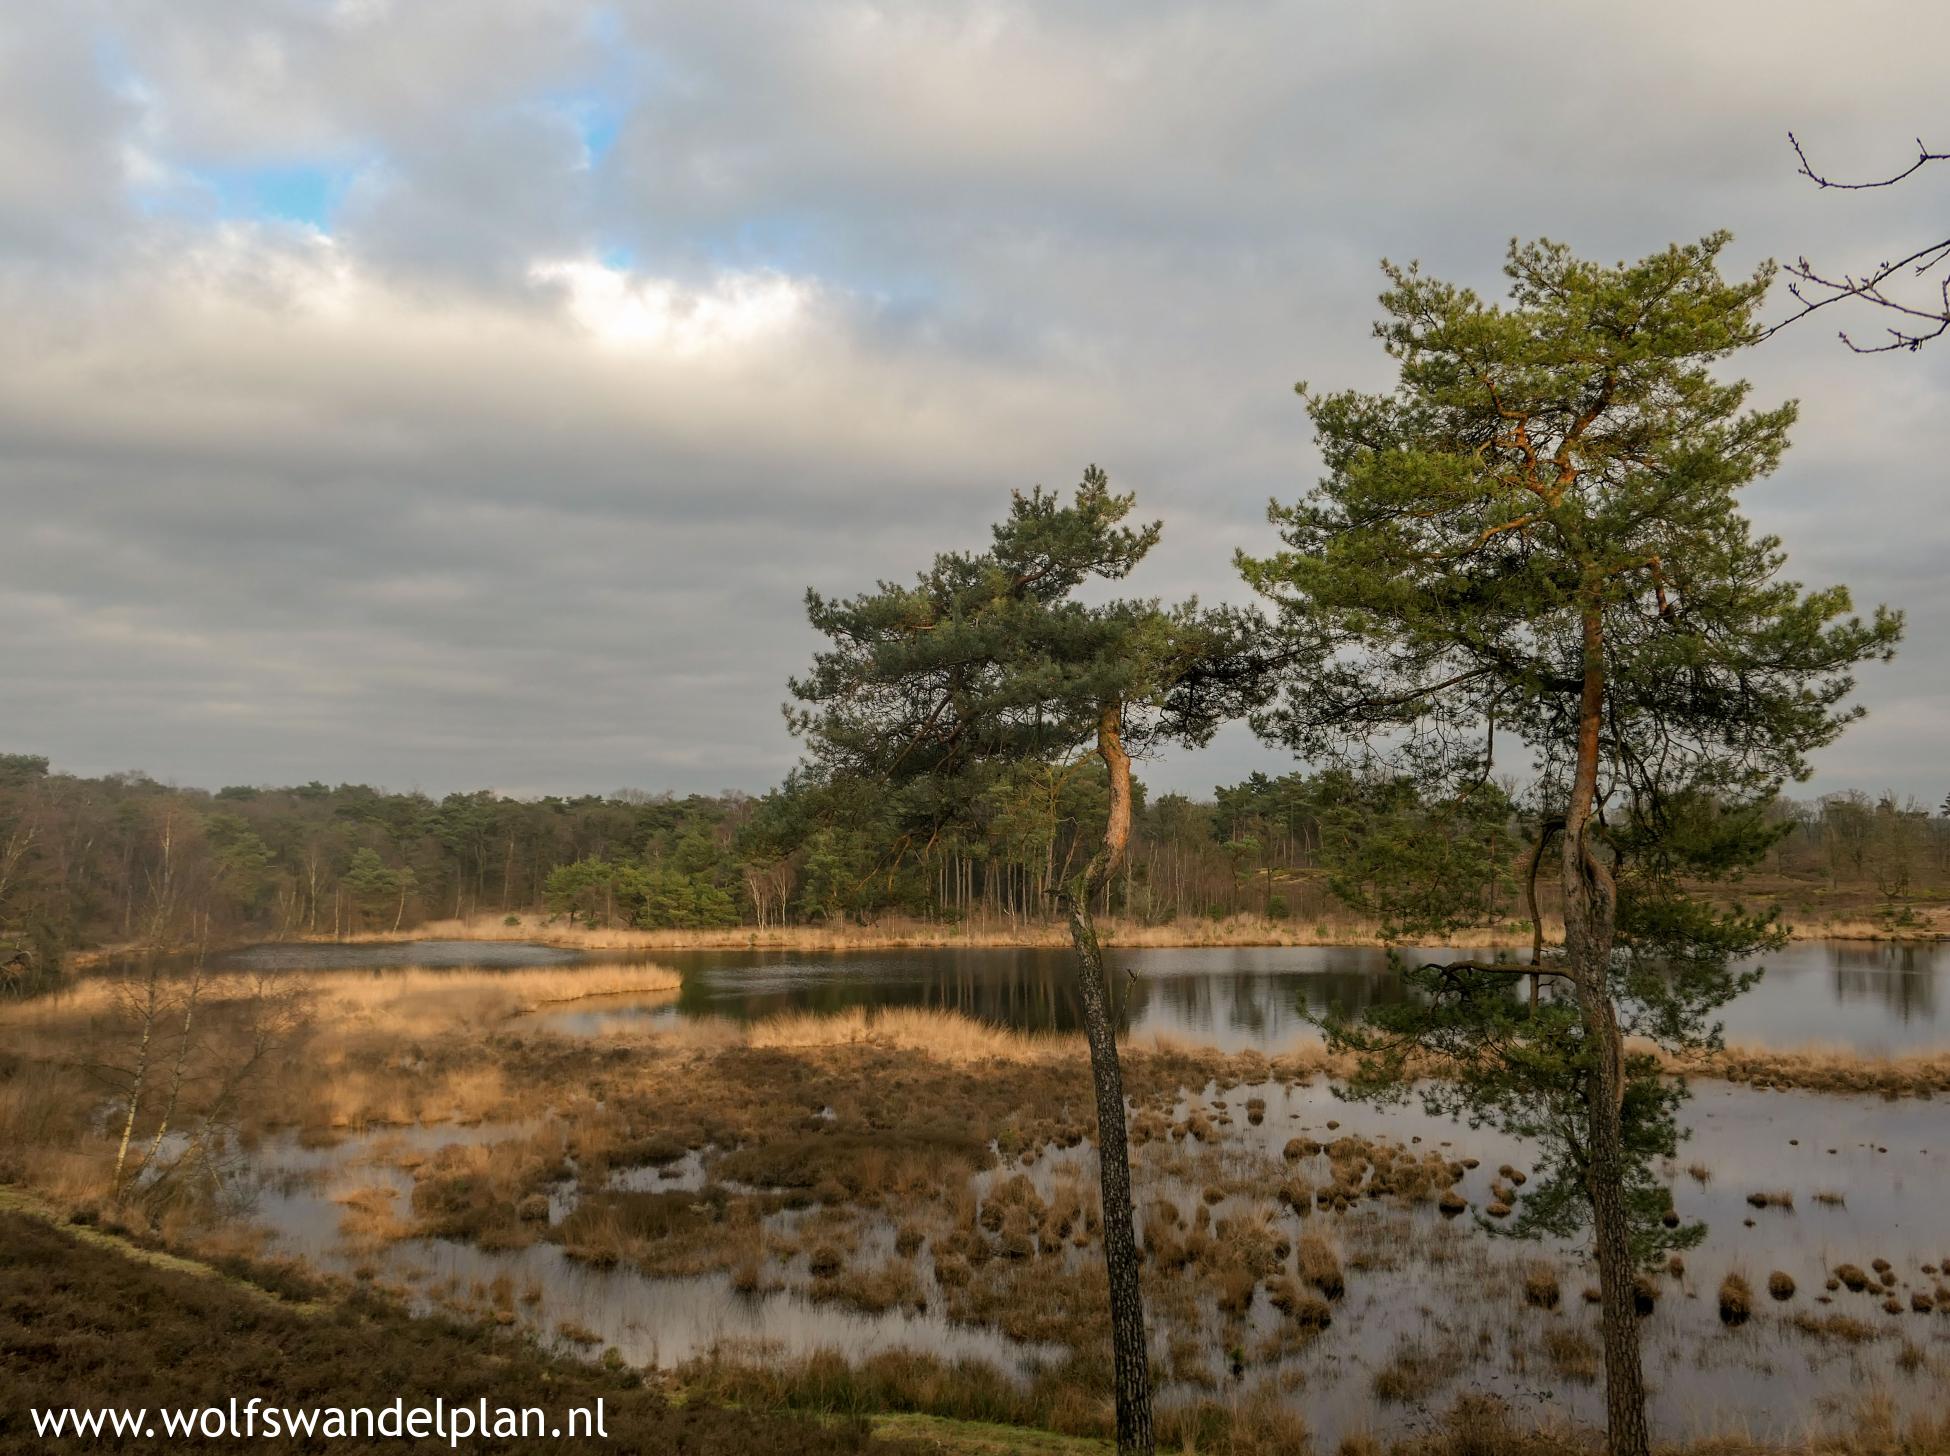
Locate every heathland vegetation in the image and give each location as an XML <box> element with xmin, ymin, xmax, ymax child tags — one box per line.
<box><xmin>4</xmin><ymin>235</ymin><xmax>1946</xmax><ymax>1456</ymax></box>
<box><xmin>3</xmin><ymin>968</ymin><xmax>1946</xmax><ymax>1456</ymax></box>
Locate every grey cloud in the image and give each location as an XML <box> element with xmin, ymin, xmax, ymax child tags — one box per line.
<box><xmin>0</xmin><ymin>0</ymin><xmax>1945</xmax><ymax>803</ymax></box>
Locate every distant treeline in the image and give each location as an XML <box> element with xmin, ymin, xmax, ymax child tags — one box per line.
<box><xmin>0</xmin><ymin>750</ymin><xmax>1943</xmax><ymax>986</ymax></box>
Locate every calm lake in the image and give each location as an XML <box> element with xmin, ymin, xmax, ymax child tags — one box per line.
<box><xmin>346</xmin><ymin>938</ymin><xmax>1950</xmax><ymax>1055</ymax></box>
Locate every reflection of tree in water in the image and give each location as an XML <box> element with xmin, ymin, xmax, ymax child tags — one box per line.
<box><xmin>1827</xmin><ymin>942</ymin><xmax>1940</xmax><ymax>1024</ymax></box>
<box><xmin>664</xmin><ymin>948</ymin><xmax>1454</xmax><ymax>1042</ymax></box>
<box><xmin>667</xmin><ymin>943</ymin><xmax>1950</xmax><ymax>1046</ymax></box>
<box><xmin>1139</xmin><ymin>970</ymin><xmax>1417</xmax><ymax>1043</ymax></box>
<box><xmin>670</xmin><ymin>948</ymin><xmax>1115</xmax><ymax>1033</ymax></box>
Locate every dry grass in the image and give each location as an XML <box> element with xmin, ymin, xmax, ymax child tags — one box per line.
<box><xmin>1718</xmin><ymin>1271</ymin><xmax>1753</xmax><ymax>1326</ymax></box>
<box><xmin>286</xmin><ymin>977</ymin><xmax>1950</xmax><ymax>1097</ymax></box>
<box><xmin>3</xmin><ymin>962</ymin><xmax>682</xmax><ymax>1039</ymax></box>
<box><xmin>1788</xmin><ymin>1311</ymin><xmax>1884</xmax><ymax>1344</ymax></box>
<box><xmin>1539</xmin><ymin>1327</ymin><xmax>1600</xmax><ymax>1384</ymax></box>
<box><xmin>1367</xmin><ymin>1390</ymin><xmax>1950</xmax><ymax>1455</ymax></box>
<box><xmin>1372</xmin><ymin>1333</ymin><xmax>1466</xmax><ymax>1403</ymax></box>
<box><xmin>1</xmin><ymin>1208</ymin><xmax>907</xmax><ymax>1456</ymax></box>
<box><xmin>1298</xmin><ymin>1232</ymin><xmax>1346</xmax><ymax>1300</ymax></box>
<box><xmin>1522</xmin><ymin>1264</ymin><xmax>1562</xmax><ymax>1311</ymax></box>
<box><xmin>1657</xmin><ymin>1042</ymin><xmax>1950</xmax><ymax>1098</ymax></box>
<box><xmin>11</xmin><ymin>935</ymin><xmax>1947</xmax><ymax>1456</ymax></box>
<box><xmin>298</xmin><ymin>910</ymin><xmax>1542</xmax><ymax>953</ymax></box>
<box><xmin>333</xmin><ymin>1184</ymin><xmax>412</xmax><ymax>1246</ymax></box>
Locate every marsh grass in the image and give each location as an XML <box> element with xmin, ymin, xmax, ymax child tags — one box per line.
<box><xmin>1789</xmin><ymin>1311</ymin><xmax>1883</xmax><ymax>1343</ymax></box>
<box><xmin>1522</xmin><ymin>1264</ymin><xmax>1562</xmax><ymax>1311</ymax></box>
<box><xmin>1539</xmin><ymin>1327</ymin><xmax>1599</xmax><ymax>1384</ymax></box>
<box><xmin>1372</xmin><ymin>1333</ymin><xmax>1465</xmax><ymax>1403</ymax></box>
<box><xmin>1298</xmin><ymin>1232</ymin><xmax>1346</xmax><ymax>1300</ymax></box>
<box><xmin>7</xmin><ymin>950</ymin><xmax>1946</xmax><ymax>1454</ymax></box>
<box><xmin>1718</xmin><ymin>1271</ymin><xmax>1754</xmax><ymax>1326</ymax></box>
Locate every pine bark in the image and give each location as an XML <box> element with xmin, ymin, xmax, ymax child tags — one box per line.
<box><xmin>1563</xmin><ymin>605</ymin><xmax>1650</xmax><ymax>1456</ymax></box>
<box><xmin>1058</xmin><ymin>703</ymin><xmax>1154</xmax><ymax>1456</ymax></box>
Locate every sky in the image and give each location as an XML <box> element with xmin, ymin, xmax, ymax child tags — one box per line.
<box><xmin>1</xmin><ymin>1</ymin><xmax>1945</xmax><ymax>805</ymax></box>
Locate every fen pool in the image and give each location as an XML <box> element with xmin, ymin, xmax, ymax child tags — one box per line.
<box><xmin>400</xmin><ymin>938</ymin><xmax>1950</xmax><ymax>1055</ymax></box>
<box><xmin>191</xmin><ymin>935</ymin><xmax>1950</xmax><ymax>1446</ymax></box>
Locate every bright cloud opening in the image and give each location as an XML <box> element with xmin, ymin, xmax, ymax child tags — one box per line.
<box><xmin>528</xmin><ymin>258</ymin><xmax>812</xmax><ymax>355</ymax></box>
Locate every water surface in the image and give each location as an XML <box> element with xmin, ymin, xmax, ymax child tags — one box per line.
<box><xmin>230</xmin><ymin>1079</ymin><xmax>1950</xmax><ymax>1448</ymax></box>
<box><xmin>517</xmin><ymin>940</ymin><xmax>1950</xmax><ymax>1054</ymax></box>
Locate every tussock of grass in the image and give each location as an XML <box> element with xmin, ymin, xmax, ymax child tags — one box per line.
<box><xmin>1789</xmin><ymin>1311</ymin><xmax>1883</xmax><ymax>1343</ymax></box>
<box><xmin>1539</xmin><ymin>1327</ymin><xmax>1599</xmax><ymax>1384</ymax></box>
<box><xmin>1297</xmin><ymin>1232</ymin><xmax>1345</xmax><ymax>1300</ymax></box>
<box><xmin>1522</xmin><ymin>1264</ymin><xmax>1561</xmax><ymax>1311</ymax></box>
<box><xmin>1372</xmin><ymin>1334</ymin><xmax>1464</xmax><ymax>1403</ymax></box>
<box><xmin>1718</xmin><ymin>1271</ymin><xmax>1753</xmax><ymax>1326</ymax></box>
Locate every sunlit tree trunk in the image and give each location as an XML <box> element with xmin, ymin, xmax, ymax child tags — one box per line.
<box><xmin>1056</xmin><ymin>703</ymin><xmax>1153</xmax><ymax>1456</ymax></box>
<box><xmin>112</xmin><ymin>959</ymin><xmax>162</xmax><ymax>1198</ymax></box>
<box><xmin>144</xmin><ymin>940</ymin><xmax>206</xmax><ymax>1173</ymax></box>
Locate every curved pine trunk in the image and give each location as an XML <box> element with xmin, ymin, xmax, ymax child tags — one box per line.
<box><xmin>1059</xmin><ymin>704</ymin><xmax>1154</xmax><ymax>1456</ymax></box>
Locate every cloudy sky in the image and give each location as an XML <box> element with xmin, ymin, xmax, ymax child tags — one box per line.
<box><xmin>2</xmin><ymin>1</ymin><xmax>1944</xmax><ymax>803</ymax></box>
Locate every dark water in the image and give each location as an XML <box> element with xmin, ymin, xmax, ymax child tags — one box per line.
<box><xmin>220</xmin><ymin>939</ymin><xmax>582</xmax><ymax>970</ymax></box>
<box><xmin>197</xmin><ymin>936</ymin><xmax>1949</xmax><ymax>1053</ymax></box>
<box><xmin>549</xmin><ymin>940</ymin><xmax>1949</xmax><ymax>1054</ymax></box>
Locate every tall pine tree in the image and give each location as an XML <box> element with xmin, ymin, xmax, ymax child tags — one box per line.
<box><xmin>1240</xmin><ymin>233</ymin><xmax>1900</xmax><ymax>1456</ymax></box>
<box><xmin>791</xmin><ymin>470</ymin><xmax>1260</xmax><ymax>1456</ymax></box>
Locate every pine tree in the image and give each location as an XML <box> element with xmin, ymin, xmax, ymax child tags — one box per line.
<box><xmin>791</xmin><ymin>469</ymin><xmax>1260</xmax><ymax>1456</ymax></box>
<box><xmin>1240</xmin><ymin>233</ymin><xmax>1900</xmax><ymax>1456</ymax></box>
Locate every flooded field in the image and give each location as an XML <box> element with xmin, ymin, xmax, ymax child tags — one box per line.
<box><xmin>45</xmin><ymin>936</ymin><xmax>1936</xmax><ymax>1447</ymax></box>
<box><xmin>227</xmin><ymin>1070</ymin><xmax>1949</xmax><ymax>1449</ymax></box>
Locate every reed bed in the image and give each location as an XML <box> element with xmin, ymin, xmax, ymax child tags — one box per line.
<box><xmin>311</xmin><ymin>962</ymin><xmax>684</xmax><ymax>1028</ymax></box>
<box><xmin>0</xmin><ymin>961</ymin><xmax>682</xmax><ymax>1037</ymax></box>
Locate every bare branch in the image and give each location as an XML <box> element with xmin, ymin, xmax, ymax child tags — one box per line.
<box><xmin>1770</xmin><ymin>133</ymin><xmax>1950</xmax><ymax>352</ymax></box>
<box><xmin>1790</xmin><ymin>132</ymin><xmax>1947</xmax><ymax>190</ymax></box>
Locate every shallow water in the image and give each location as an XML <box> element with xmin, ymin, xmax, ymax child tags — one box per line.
<box><xmin>241</xmin><ymin>1125</ymin><xmax>1054</xmax><ymax>1378</ymax></box>
<box><xmin>231</xmin><ymin>1078</ymin><xmax>1950</xmax><ymax>1448</ymax></box>
<box><xmin>513</xmin><ymin>939</ymin><xmax>1949</xmax><ymax>1054</ymax></box>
